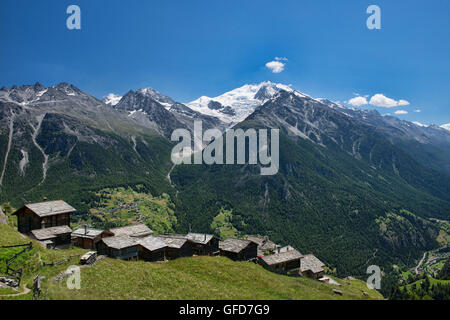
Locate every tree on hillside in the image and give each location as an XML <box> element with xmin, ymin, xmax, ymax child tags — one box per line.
<box><xmin>439</xmin><ymin>257</ymin><xmax>450</xmax><ymax>280</ymax></box>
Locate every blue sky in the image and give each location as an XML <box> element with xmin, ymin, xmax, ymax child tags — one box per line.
<box><xmin>1</xmin><ymin>0</ymin><xmax>449</xmax><ymax>125</ymax></box>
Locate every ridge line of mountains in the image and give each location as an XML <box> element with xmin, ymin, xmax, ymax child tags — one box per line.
<box><xmin>1</xmin><ymin>81</ymin><xmax>450</xmax><ymax>284</ymax></box>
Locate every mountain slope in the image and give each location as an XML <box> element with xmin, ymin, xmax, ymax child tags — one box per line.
<box><xmin>0</xmin><ymin>83</ymin><xmax>175</xmax><ymax>211</ymax></box>
<box><xmin>113</xmin><ymin>88</ymin><xmax>226</xmax><ymax>137</ymax></box>
<box><xmin>171</xmin><ymin>90</ymin><xmax>450</xmax><ymax>277</ymax></box>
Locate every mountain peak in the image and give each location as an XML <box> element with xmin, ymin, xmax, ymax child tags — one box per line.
<box><xmin>104</xmin><ymin>93</ymin><xmax>122</xmax><ymax>106</ymax></box>
<box><xmin>186</xmin><ymin>81</ymin><xmax>301</xmax><ymax>124</ymax></box>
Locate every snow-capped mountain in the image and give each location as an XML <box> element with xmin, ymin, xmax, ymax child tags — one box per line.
<box><xmin>104</xmin><ymin>93</ymin><xmax>122</xmax><ymax>106</ymax></box>
<box><xmin>112</xmin><ymin>87</ymin><xmax>225</xmax><ymax>137</ymax></box>
<box><xmin>105</xmin><ymin>87</ymin><xmax>176</xmax><ymax>110</ymax></box>
<box><xmin>186</xmin><ymin>81</ymin><xmax>308</xmax><ymax>124</ymax></box>
<box><xmin>441</xmin><ymin>123</ymin><xmax>450</xmax><ymax>131</ymax></box>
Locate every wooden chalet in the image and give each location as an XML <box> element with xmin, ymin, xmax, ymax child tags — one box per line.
<box><xmin>185</xmin><ymin>233</ymin><xmax>220</xmax><ymax>256</ymax></box>
<box><xmin>109</xmin><ymin>224</ymin><xmax>153</xmax><ymax>238</ymax></box>
<box><xmin>299</xmin><ymin>254</ymin><xmax>326</xmax><ymax>279</ymax></box>
<box><xmin>13</xmin><ymin>200</ymin><xmax>75</xmax><ymax>234</ymax></box>
<box><xmin>219</xmin><ymin>238</ymin><xmax>258</xmax><ymax>261</ymax></box>
<box><xmin>155</xmin><ymin>235</ymin><xmax>192</xmax><ymax>260</ymax></box>
<box><xmin>30</xmin><ymin>225</ymin><xmax>73</xmax><ymax>248</ymax></box>
<box><xmin>97</xmin><ymin>236</ymin><xmax>139</xmax><ymax>260</ymax></box>
<box><xmin>259</xmin><ymin>248</ymin><xmax>303</xmax><ymax>275</ymax></box>
<box><xmin>246</xmin><ymin>236</ymin><xmax>279</xmax><ymax>256</ymax></box>
<box><xmin>72</xmin><ymin>226</ymin><xmax>113</xmax><ymax>249</ymax></box>
<box><xmin>138</xmin><ymin>236</ymin><xmax>167</xmax><ymax>262</ymax></box>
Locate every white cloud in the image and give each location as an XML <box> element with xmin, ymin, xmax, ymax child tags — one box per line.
<box><xmin>347</xmin><ymin>96</ymin><xmax>368</xmax><ymax>106</ymax></box>
<box><xmin>369</xmin><ymin>94</ymin><xmax>410</xmax><ymax>108</ymax></box>
<box><xmin>275</xmin><ymin>57</ymin><xmax>288</xmax><ymax>61</ymax></box>
<box><xmin>265</xmin><ymin>59</ymin><xmax>286</xmax><ymax>73</ymax></box>
<box><xmin>414</xmin><ymin>109</ymin><xmax>421</xmax><ymax>113</ymax></box>
<box><xmin>394</xmin><ymin>110</ymin><xmax>408</xmax><ymax>115</ymax></box>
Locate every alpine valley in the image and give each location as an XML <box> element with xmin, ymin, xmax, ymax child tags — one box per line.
<box><xmin>1</xmin><ymin>81</ymin><xmax>450</xmax><ymax>294</ymax></box>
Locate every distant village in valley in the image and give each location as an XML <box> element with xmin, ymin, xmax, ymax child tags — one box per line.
<box><xmin>7</xmin><ymin>199</ymin><xmax>330</xmax><ymax>284</ymax></box>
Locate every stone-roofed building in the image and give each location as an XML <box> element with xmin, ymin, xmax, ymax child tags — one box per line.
<box><xmin>155</xmin><ymin>235</ymin><xmax>192</xmax><ymax>259</ymax></box>
<box><xmin>259</xmin><ymin>248</ymin><xmax>303</xmax><ymax>275</ymax></box>
<box><xmin>13</xmin><ymin>200</ymin><xmax>75</xmax><ymax>234</ymax></box>
<box><xmin>138</xmin><ymin>236</ymin><xmax>167</xmax><ymax>262</ymax></box>
<box><xmin>299</xmin><ymin>254</ymin><xmax>326</xmax><ymax>279</ymax></box>
<box><xmin>109</xmin><ymin>224</ymin><xmax>153</xmax><ymax>238</ymax></box>
<box><xmin>72</xmin><ymin>226</ymin><xmax>113</xmax><ymax>249</ymax></box>
<box><xmin>246</xmin><ymin>235</ymin><xmax>279</xmax><ymax>255</ymax></box>
<box><xmin>185</xmin><ymin>233</ymin><xmax>220</xmax><ymax>256</ymax></box>
<box><xmin>97</xmin><ymin>236</ymin><xmax>139</xmax><ymax>260</ymax></box>
<box><xmin>219</xmin><ymin>238</ymin><xmax>258</xmax><ymax>261</ymax></box>
<box><xmin>30</xmin><ymin>225</ymin><xmax>73</xmax><ymax>248</ymax></box>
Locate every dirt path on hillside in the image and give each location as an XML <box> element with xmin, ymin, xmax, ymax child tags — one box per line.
<box><xmin>0</xmin><ymin>284</ymin><xmax>31</xmax><ymax>298</ymax></box>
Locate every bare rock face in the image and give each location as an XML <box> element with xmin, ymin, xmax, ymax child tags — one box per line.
<box><xmin>0</xmin><ymin>207</ymin><xmax>7</xmax><ymax>225</ymax></box>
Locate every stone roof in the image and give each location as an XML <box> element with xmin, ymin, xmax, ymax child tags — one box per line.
<box><xmin>279</xmin><ymin>245</ymin><xmax>296</xmax><ymax>253</ymax></box>
<box><xmin>138</xmin><ymin>236</ymin><xmax>167</xmax><ymax>252</ymax></box>
<box><xmin>109</xmin><ymin>224</ymin><xmax>153</xmax><ymax>237</ymax></box>
<box><xmin>72</xmin><ymin>228</ymin><xmax>106</xmax><ymax>239</ymax></box>
<box><xmin>16</xmin><ymin>200</ymin><xmax>76</xmax><ymax>218</ymax></box>
<box><xmin>300</xmin><ymin>254</ymin><xmax>326</xmax><ymax>274</ymax></box>
<box><xmin>101</xmin><ymin>236</ymin><xmax>138</xmax><ymax>250</ymax></box>
<box><xmin>219</xmin><ymin>238</ymin><xmax>254</xmax><ymax>253</ymax></box>
<box><xmin>155</xmin><ymin>235</ymin><xmax>188</xmax><ymax>249</ymax></box>
<box><xmin>246</xmin><ymin>235</ymin><xmax>278</xmax><ymax>252</ymax></box>
<box><xmin>31</xmin><ymin>225</ymin><xmax>73</xmax><ymax>240</ymax></box>
<box><xmin>260</xmin><ymin>249</ymin><xmax>303</xmax><ymax>266</ymax></box>
<box><xmin>186</xmin><ymin>233</ymin><xmax>216</xmax><ymax>245</ymax></box>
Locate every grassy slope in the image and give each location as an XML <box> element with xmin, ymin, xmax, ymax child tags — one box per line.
<box><xmin>0</xmin><ymin>224</ymin><xmax>87</xmax><ymax>300</ymax></box>
<box><xmin>1</xmin><ymin>224</ymin><xmax>382</xmax><ymax>300</ymax></box>
<box><xmin>43</xmin><ymin>256</ymin><xmax>382</xmax><ymax>300</ymax></box>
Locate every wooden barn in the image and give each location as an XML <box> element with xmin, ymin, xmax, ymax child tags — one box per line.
<box><xmin>185</xmin><ymin>233</ymin><xmax>220</xmax><ymax>256</ymax></box>
<box><xmin>109</xmin><ymin>224</ymin><xmax>153</xmax><ymax>238</ymax></box>
<box><xmin>259</xmin><ymin>248</ymin><xmax>303</xmax><ymax>275</ymax></box>
<box><xmin>299</xmin><ymin>254</ymin><xmax>326</xmax><ymax>279</ymax></box>
<box><xmin>156</xmin><ymin>235</ymin><xmax>192</xmax><ymax>260</ymax></box>
<box><xmin>30</xmin><ymin>225</ymin><xmax>73</xmax><ymax>248</ymax></box>
<box><xmin>219</xmin><ymin>238</ymin><xmax>258</xmax><ymax>261</ymax></box>
<box><xmin>138</xmin><ymin>236</ymin><xmax>167</xmax><ymax>262</ymax></box>
<box><xmin>97</xmin><ymin>236</ymin><xmax>139</xmax><ymax>260</ymax></box>
<box><xmin>12</xmin><ymin>200</ymin><xmax>75</xmax><ymax>234</ymax></box>
<box><xmin>72</xmin><ymin>226</ymin><xmax>113</xmax><ymax>249</ymax></box>
<box><xmin>246</xmin><ymin>236</ymin><xmax>279</xmax><ymax>256</ymax></box>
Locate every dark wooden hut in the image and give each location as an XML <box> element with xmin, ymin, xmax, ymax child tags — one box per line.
<box><xmin>259</xmin><ymin>248</ymin><xmax>303</xmax><ymax>275</ymax></box>
<box><xmin>12</xmin><ymin>200</ymin><xmax>75</xmax><ymax>234</ymax></box>
<box><xmin>138</xmin><ymin>236</ymin><xmax>167</xmax><ymax>262</ymax></box>
<box><xmin>185</xmin><ymin>233</ymin><xmax>220</xmax><ymax>256</ymax></box>
<box><xmin>219</xmin><ymin>238</ymin><xmax>258</xmax><ymax>261</ymax></box>
<box><xmin>72</xmin><ymin>226</ymin><xmax>113</xmax><ymax>249</ymax></box>
<box><xmin>30</xmin><ymin>225</ymin><xmax>73</xmax><ymax>248</ymax></box>
<box><xmin>155</xmin><ymin>235</ymin><xmax>192</xmax><ymax>260</ymax></box>
<box><xmin>299</xmin><ymin>254</ymin><xmax>326</xmax><ymax>279</ymax></box>
<box><xmin>96</xmin><ymin>236</ymin><xmax>139</xmax><ymax>260</ymax></box>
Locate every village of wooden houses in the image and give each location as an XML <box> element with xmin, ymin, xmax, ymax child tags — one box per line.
<box><xmin>5</xmin><ymin>199</ymin><xmax>330</xmax><ymax>287</ymax></box>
